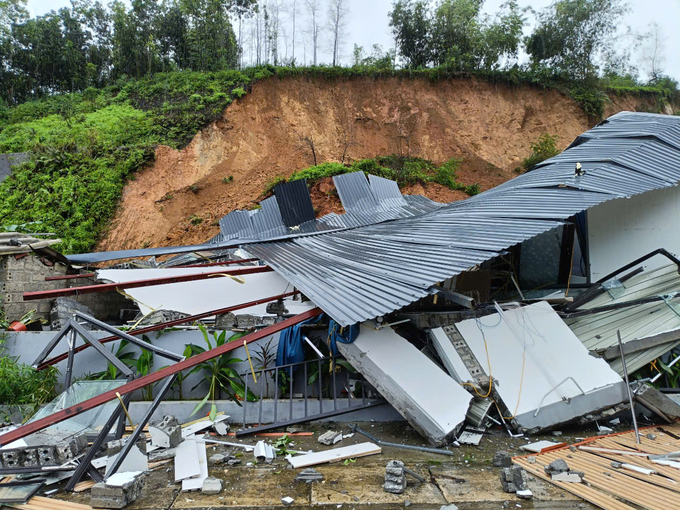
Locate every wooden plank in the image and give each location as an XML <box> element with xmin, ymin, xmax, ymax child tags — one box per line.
<box><xmin>539</xmin><ymin>451</ymin><xmax>677</xmax><ymax>510</ymax></box>
<box><xmin>287</xmin><ymin>442</ymin><xmax>381</xmax><ymax>469</ymax></box>
<box><xmin>13</xmin><ymin>497</ymin><xmax>93</xmax><ymax>510</ymax></box>
<box><xmin>515</xmin><ymin>457</ymin><xmax>636</xmax><ymax>510</ymax></box>
<box><xmin>72</xmin><ymin>480</ymin><xmax>96</xmax><ymax>493</ymax></box>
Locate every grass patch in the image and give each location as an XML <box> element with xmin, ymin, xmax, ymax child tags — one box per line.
<box><xmin>522</xmin><ymin>133</ymin><xmax>560</xmax><ymax>171</ymax></box>
<box><xmin>264</xmin><ymin>155</ymin><xmax>480</xmax><ymax>197</ymax></box>
<box><xmin>0</xmin><ymin>335</ymin><xmax>59</xmax><ymax>421</ymax></box>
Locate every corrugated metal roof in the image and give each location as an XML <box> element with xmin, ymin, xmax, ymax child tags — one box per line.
<box><xmin>245</xmin><ymin>112</ymin><xmax>680</xmax><ymax>326</ymax></box>
<box><xmin>565</xmin><ymin>264</ymin><xmax>680</xmax><ymax>375</ymax></box>
<box><xmin>67</xmin><ymin>112</ymin><xmax>680</xmax><ymax>326</ymax></box>
<box><xmin>274</xmin><ymin>179</ymin><xmax>316</xmax><ymax>228</ymax></box>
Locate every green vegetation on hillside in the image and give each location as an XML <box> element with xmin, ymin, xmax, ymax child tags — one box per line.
<box><xmin>0</xmin><ymin>64</ymin><xmax>676</xmax><ymax>255</ymax></box>
<box><xmin>265</xmin><ymin>156</ymin><xmax>481</xmax><ymax>197</ymax></box>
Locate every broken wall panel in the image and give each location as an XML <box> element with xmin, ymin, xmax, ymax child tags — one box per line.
<box><xmin>566</xmin><ymin>263</ymin><xmax>680</xmax><ymax>375</ymax></box>
<box><xmin>451</xmin><ymin>301</ymin><xmax>626</xmax><ymax>431</ymax></box>
<box><xmin>95</xmin><ymin>267</ymin><xmax>315</xmax><ymax>317</ymax></box>
<box><xmin>336</xmin><ymin>325</ymin><xmax>471</xmax><ymax>446</ymax></box>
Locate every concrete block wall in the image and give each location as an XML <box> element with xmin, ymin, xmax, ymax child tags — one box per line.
<box><xmin>1</xmin><ymin>254</ymin><xmax>133</xmax><ymax>323</ymax></box>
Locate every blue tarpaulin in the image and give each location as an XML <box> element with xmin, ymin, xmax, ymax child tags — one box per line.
<box><xmin>276</xmin><ymin>314</ymin><xmax>323</xmax><ymax>367</ymax></box>
<box><xmin>276</xmin><ymin>315</ymin><xmax>360</xmax><ymax>366</ymax></box>
<box><xmin>327</xmin><ymin>320</ymin><xmax>360</xmax><ymax>356</ymax></box>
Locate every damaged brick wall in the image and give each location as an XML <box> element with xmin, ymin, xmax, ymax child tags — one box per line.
<box><xmin>1</xmin><ymin>254</ymin><xmax>134</xmax><ymax>323</ymax></box>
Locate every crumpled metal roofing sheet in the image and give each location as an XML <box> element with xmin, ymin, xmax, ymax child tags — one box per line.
<box><xmin>565</xmin><ymin>264</ymin><xmax>680</xmax><ymax>375</ymax></box>
<box><xmin>246</xmin><ymin>112</ymin><xmax>680</xmax><ymax>326</ymax></box>
<box><xmin>67</xmin><ymin>112</ymin><xmax>680</xmax><ymax>326</ymax></box>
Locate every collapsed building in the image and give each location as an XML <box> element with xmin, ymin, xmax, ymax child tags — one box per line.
<box><xmin>2</xmin><ymin>111</ymin><xmax>680</xmax><ymax>509</ymax></box>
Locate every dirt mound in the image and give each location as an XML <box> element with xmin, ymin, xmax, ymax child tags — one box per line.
<box><xmin>97</xmin><ymin>76</ymin><xmax>655</xmax><ymax>252</ymax></box>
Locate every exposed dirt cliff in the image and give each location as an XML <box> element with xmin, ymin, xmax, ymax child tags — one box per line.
<box><xmin>97</xmin><ymin>76</ymin><xmax>661</xmax><ymax>252</ymax></box>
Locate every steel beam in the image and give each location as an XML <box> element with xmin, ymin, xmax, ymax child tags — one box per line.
<box><xmin>23</xmin><ymin>265</ymin><xmax>273</xmax><ymax>301</ymax></box>
<box><xmin>0</xmin><ymin>308</ymin><xmax>322</xmax><ymax>446</ymax></box>
<box><xmin>37</xmin><ymin>291</ymin><xmax>301</xmax><ymax>370</ymax></box>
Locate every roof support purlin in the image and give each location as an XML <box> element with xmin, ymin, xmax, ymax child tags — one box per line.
<box><xmin>0</xmin><ymin>307</ymin><xmax>322</xmax><ymax>446</ymax></box>
<box><xmin>23</xmin><ymin>265</ymin><xmax>273</xmax><ymax>300</ymax></box>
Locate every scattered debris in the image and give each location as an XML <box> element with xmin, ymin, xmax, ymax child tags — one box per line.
<box><xmin>281</xmin><ymin>496</ymin><xmax>295</xmax><ymax>506</ymax></box>
<box><xmin>287</xmin><ymin>443</ymin><xmax>381</xmax><ymax>469</ymax></box>
<box><xmin>383</xmin><ymin>460</ymin><xmax>407</xmax><ymax>494</ymax></box>
<box><xmin>516</xmin><ymin>489</ymin><xmax>533</xmax><ymax>500</ymax></box>
<box><xmin>493</xmin><ymin>451</ymin><xmax>513</xmax><ymax>468</ymax></box>
<box><xmin>201</xmin><ymin>476</ymin><xmax>223</xmax><ymax>495</ymax></box>
<box><xmin>318</xmin><ymin>430</ymin><xmax>343</xmax><ymax>446</ymax></box>
<box><xmin>519</xmin><ymin>441</ymin><xmax>564</xmax><ymax>454</ymax></box>
<box><xmin>149</xmin><ymin>415</ymin><xmax>182</xmax><ymax>449</ymax></box>
<box><xmin>91</xmin><ymin>472</ymin><xmax>145</xmax><ymax>509</ymax></box>
<box><xmin>500</xmin><ymin>466</ymin><xmax>526</xmax><ymax>493</ymax></box>
<box><xmin>209</xmin><ymin>454</ymin><xmax>227</xmax><ymax>464</ymax></box>
<box><xmin>457</xmin><ymin>431</ymin><xmax>483</xmax><ymax>446</ymax></box>
<box><xmin>295</xmin><ymin>469</ymin><xmax>324</xmax><ymax>484</ymax></box>
<box><xmin>253</xmin><ymin>441</ymin><xmax>276</xmax><ymax>463</ymax></box>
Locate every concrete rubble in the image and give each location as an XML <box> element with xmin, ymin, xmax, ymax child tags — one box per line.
<box><xmin>91</xmin><ymin>472</ymin><xmax>145</xmax><ymax>509</ymax></box>
<box><xmin>149</xmin><ymin>415</ymin><xmax>182</xmax><ymax>448</ymax></box>
<box><xmin>317</xmin><ymin>430</ymin><xmax>342</xmax><ymax>445</ymax></box>
<box><xmin>201</xmin><ymin>476</ymin><xmax>223</xmax><ymax>495</ymax></box>
<box><xmin>295</xmin><ymin>468</ymin><xmax>324</xmax><ymax>483</ymax></box>
<box><xmin>383</xmin><ymin>460</ymin><xmax>407</xmax><ymax>494</ymax></box>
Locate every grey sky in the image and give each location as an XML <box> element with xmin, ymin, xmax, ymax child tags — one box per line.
<box><xmin>27</xmin><ymin>0</ymin><xmax>680</xmax><ymax>80</ymax></box>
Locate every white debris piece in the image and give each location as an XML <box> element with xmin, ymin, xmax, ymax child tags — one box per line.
<box><xmin>519</xmin><ymin>441</ymin><xmax>562</xmax><ymax>453</ymax></box>
<box><xmin>253</xmin><ymin>440</ymin><xmax>276</xmax><ymax>462</ymax></box>
<box><xmin>282</xmin><ymin>496</ymin><xmax>295</xmax><ymax>505</ymax></box>
<box><xmin>457</xmin><ymin>431</ymin><xmax>483</xmax><ymax>446</ymax></box>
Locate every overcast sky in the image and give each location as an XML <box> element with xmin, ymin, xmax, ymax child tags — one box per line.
<box><xmin>27</xmin><ymin>0</ymin><xmax>680</xmax><ymax>81</ymax></box>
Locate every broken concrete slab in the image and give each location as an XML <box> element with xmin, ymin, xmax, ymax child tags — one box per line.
<box><xmin>451</xmin><ymin>301</ymin><xmax>627</xmax><ymax>432</ymax></box>
<box><xmin>91</xmin><ymin>472</ymin><xmax>145</xmax><ymax>509</ymax></box>
<box><xmin>516</xmin><ymin>489</ymin><xmax>533</xmax><ymax>499</ymax></box>
<box><xmin>149</xmin><ymin>415</ymin><xmax>182</xmax><ymax>449</ymax></box>
<box><xmin>551</xmin><ymin>471</ymin><xmax>584</xmax><ymax>483</ymax></box>
<box><xmin>201</xmin><ymin>476</ymin><xmax>223</xmax><ymax>495</ymax></box>
<box><xmin>336</xmin><ymin>325</ymin><xmax>471</xmax><ymax>446</ymax></box>
<box><xmin>106</xmin><ymin>437</ymin><xmax>148</xmax><ymax>476</ymax></box>
<box><xmin>635</xmin><ymin>382</ymin><xmax>680</xmax><ymax>420</ymax></box>
<box><xmin>208</xmin><ymin>453</ymin><xmax>227</xmax><ymax>464</ymax></box>
<box><xmin>213</xmin><ymin>420</ymin><xmax>229</xmax><ymax>436</ymax></box>
<box><xmin>318</xmin><ymin>430</ymin><xmax>342</xmax><ymax>445</ymax></box>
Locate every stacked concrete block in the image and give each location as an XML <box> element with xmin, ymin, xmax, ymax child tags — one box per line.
<box><xmin>383</xmin><ymin>460</ymin><xmax>407</xmax><ymax>494</ymax></box>
<box><xmin>91</xmin><ymin>473</ymin><xmax>146</xmax><ymax>509</ymax></box>
<box><xmin>50</xmin><ymin>297</ymin><xmax>95</xmax><ymax>330</ymax></box>
<box><xmin>500</xmin><ymin>466</ymin><xmax>526</xmax><ymax>493</ymax></box>
<box><xmin>0</xmin><ymin>431</ymin><xmax>87</xmax><ymax>468</ymax></box>
<box><xmin>0</xmin><ymin>254</ymin><xmax>133</xmax><ymax>323</ymax></box>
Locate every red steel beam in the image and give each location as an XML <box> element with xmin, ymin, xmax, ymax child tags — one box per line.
<box><xmin>37</xmin><ymin>290</ymin><xmax>301</xmax><ymax>370</ymax></box>
<box><xmin>0</xmin><ymin>307</ymin><xmax>322</xmax><ymax>446</ymax></box>
<box><xmin>24</xmin><ymin>266</ymin><xmax>273</xmax><ymax>301</ymax></box>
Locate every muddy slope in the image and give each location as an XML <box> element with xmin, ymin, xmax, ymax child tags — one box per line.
<box><xmin>98</xmin><ymin>76</ymin><xmax>658</xmax><ymax>252</ymax></box>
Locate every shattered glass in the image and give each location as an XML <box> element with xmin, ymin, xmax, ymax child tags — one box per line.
<box><xmin>602</xmin><ymin>278</ymin><xmax>626</xmax><ymax>299</ymax></box>
<box><xmin>27</xmin><ymin>380</ymin><xmax>127</xmax><ymax>436</ymax></box>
